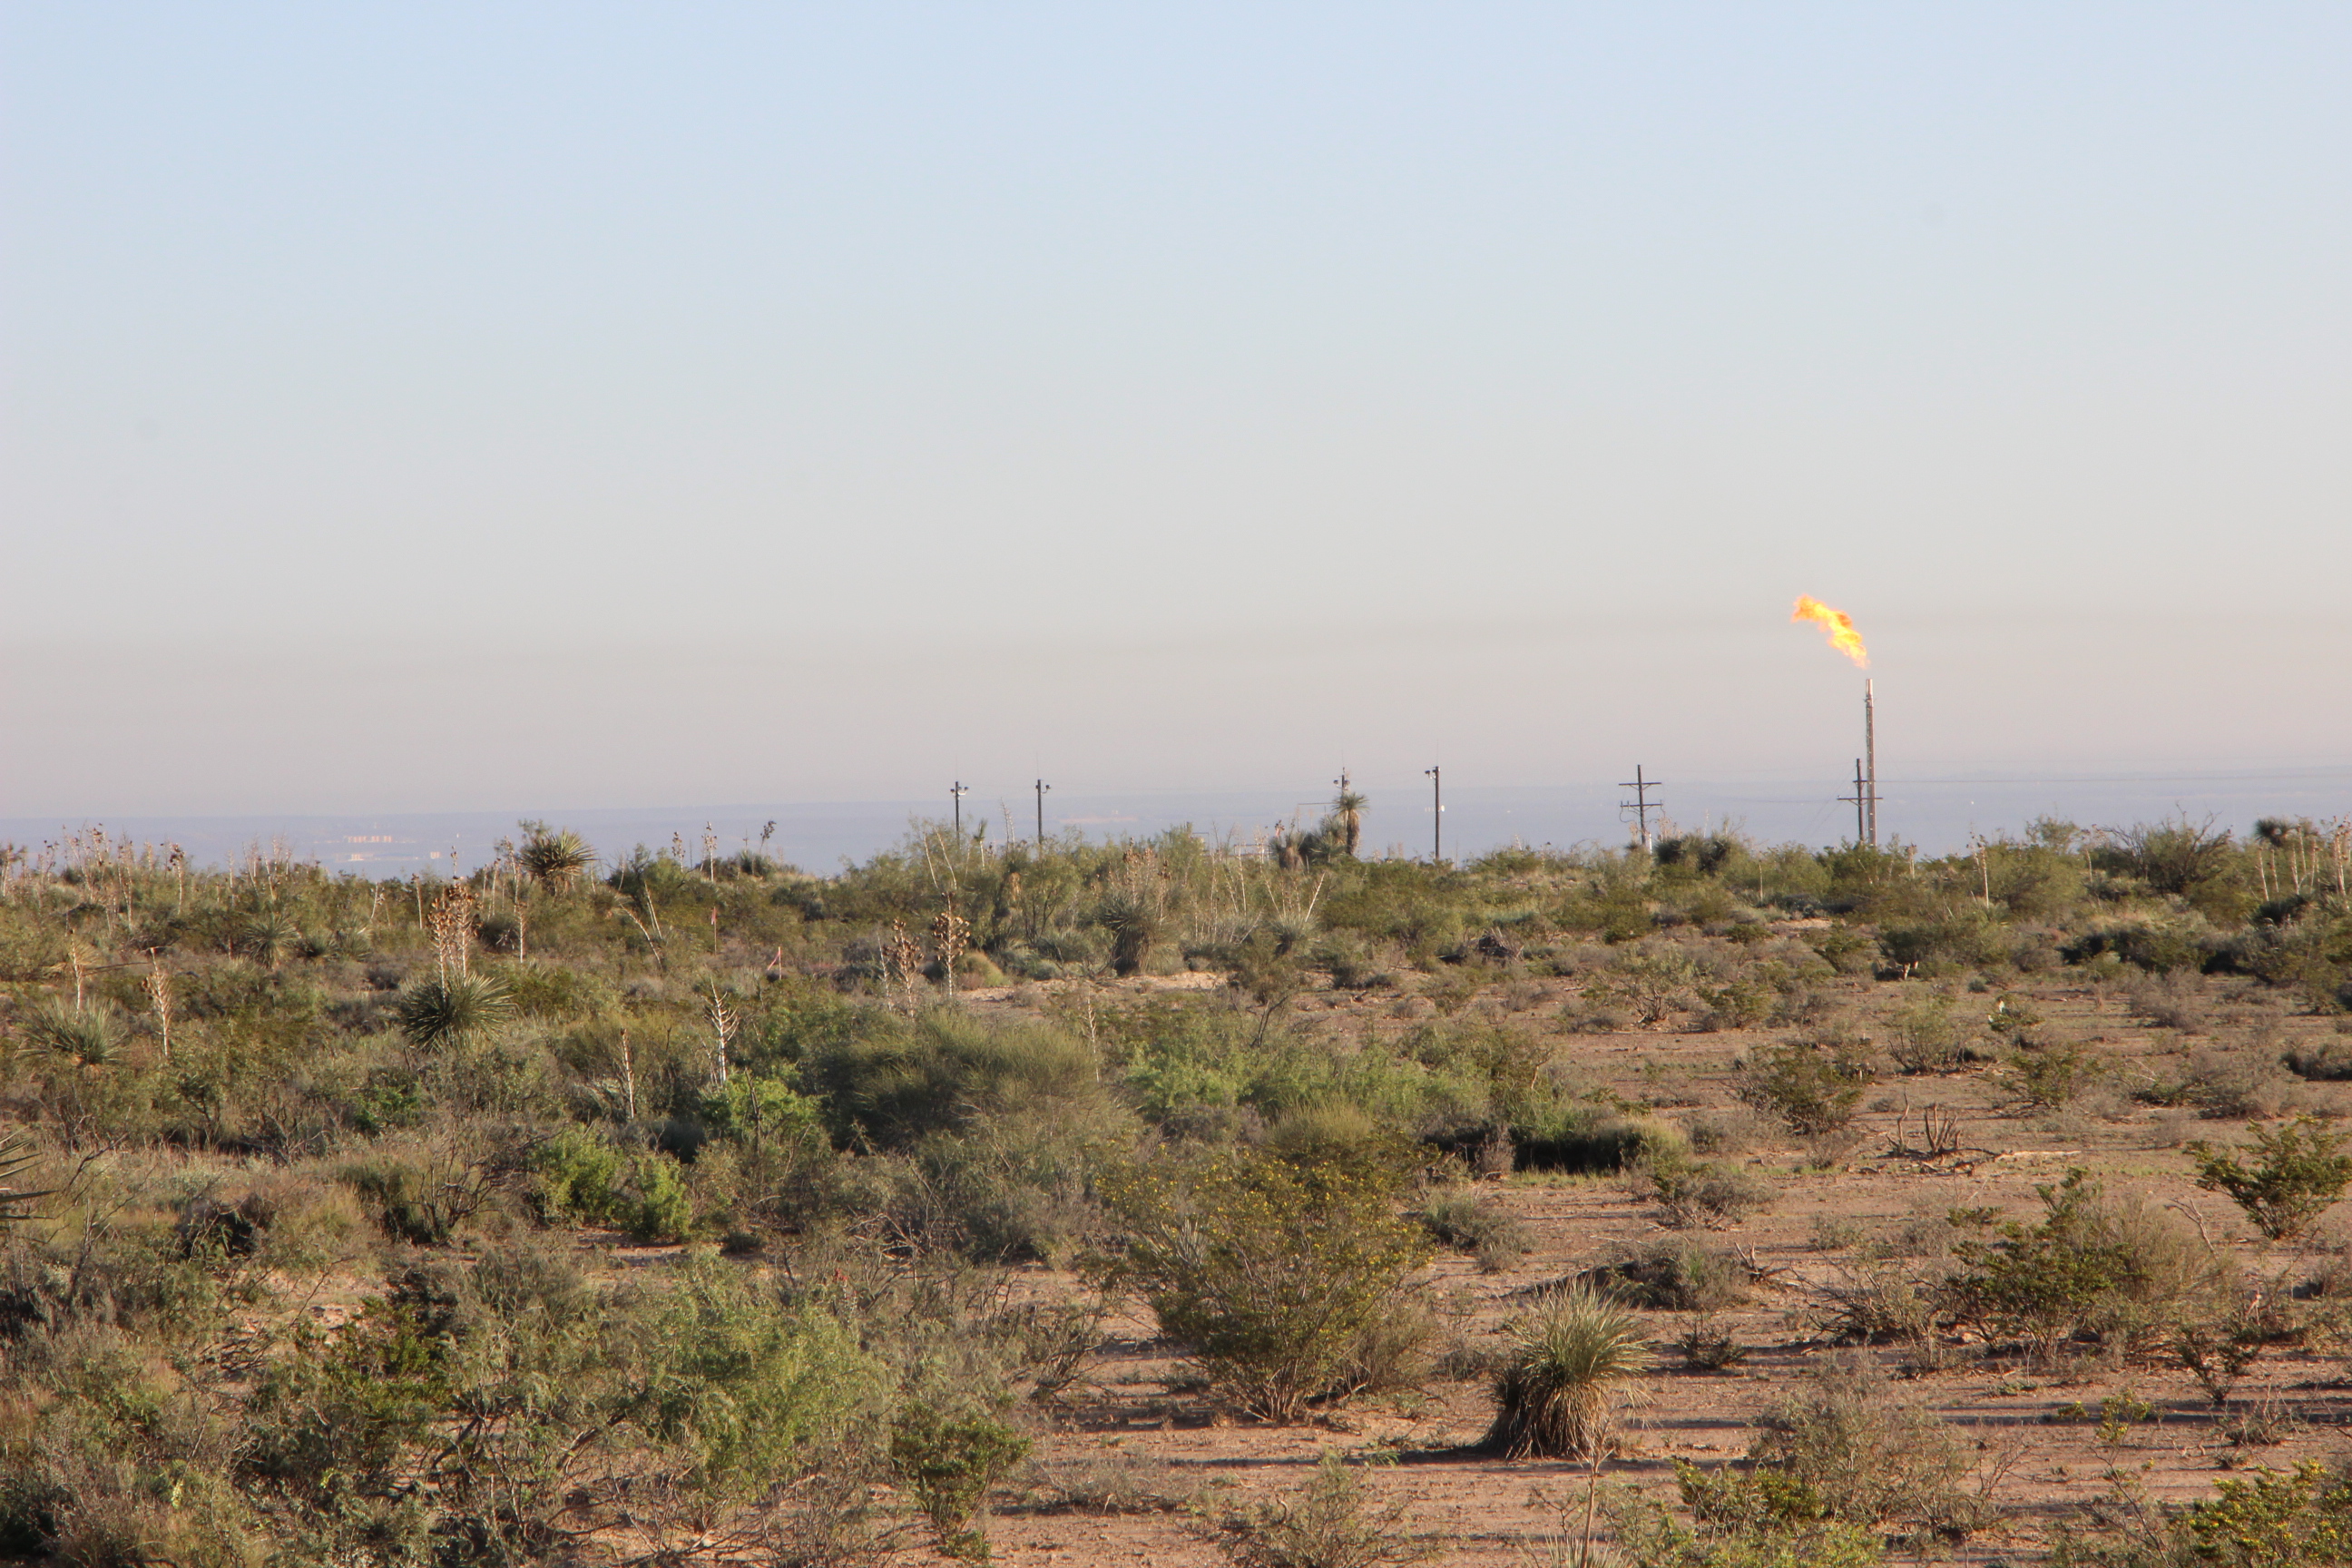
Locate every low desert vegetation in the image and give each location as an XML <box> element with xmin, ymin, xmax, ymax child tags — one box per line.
<box><xmin>0</xmin><ymin>803</ymin><xmax>2349</xmax><ymax>1563</ymax></box>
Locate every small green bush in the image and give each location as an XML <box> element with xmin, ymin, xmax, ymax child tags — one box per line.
<box><xmin>889</xmin><ymin>1403</ymin><xmax>1031</xmax><ymax>1562</ymax></box>
<box><xmin>1735</xmin><ymin>1041</ymin><xmax>1872</xmax><ymax>1136</ymax></box>
<box><xmin>1741</xmin><ymin>1356</ymin><xmax>1986</xmax><ymax>1543</ymax></box>
<box><xmin>1632</xmin><ymin>1152</ymin><xmax>1775</xmax><ymax>1230</ymax></box>
<box><xmin>1943</xmin><ymin>1170</ymin><xmax>2221</xmax><ymax>1358</ymax></box>
<box><xmin>2190</xmin><ymin>1117</ymin><xmax>2352</xmax><ymax>1241</ymax></box>
<box><xmin>1096</xmin><ymin>1147</ymin><xmax>1432</xmax><ymax>1421</ymax></box>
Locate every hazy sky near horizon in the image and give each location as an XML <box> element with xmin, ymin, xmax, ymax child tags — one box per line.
<box><xmin>5</xmin><ymin>4</ymin><xmax>2348</xmax><ymax>818</ymax></box>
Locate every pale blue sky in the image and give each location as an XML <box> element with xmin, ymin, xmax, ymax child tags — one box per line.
<box><xmin>5</xmin><ymin>5</ymin><xmax>2347</xmax><ymax>817</ymax></box>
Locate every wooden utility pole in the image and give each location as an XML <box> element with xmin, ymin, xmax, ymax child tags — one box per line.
<box><xmin>1426</xmin><ymin>765</ymin><xmax>1443</xmax><ymax>864</ymax></box>
<box><xmin>950</xmin><ymin>780</ymin><xmax>969</xmax><ymax>838</ymax></box>
<box><xmin>1839</xmin><ymin>759</ymin><xmax>1868</xmax><ymax>846</ymax></box>
<box><xmin>1619</xmin><ymin>766</ymin><xmax>1662</xmax><ymax>851</ymax></box>
<box><xmin>1034</xmin><ymin>779</ymin><xmax>1051</xmax><ymax>849</ymax></box>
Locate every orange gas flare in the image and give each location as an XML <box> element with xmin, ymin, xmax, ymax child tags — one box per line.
<box><xmin>1792</xmin><ymin>595</ymin><xmax>1869</xmax><ymax>668</ymax></box>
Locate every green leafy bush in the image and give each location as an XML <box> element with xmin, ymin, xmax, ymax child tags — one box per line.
<box><xmin>2190</xmin><ymin>1117</ymin><xmax>2352</xmax><ymax>1240</ymax></box>
<box><xmin>1632</xmin><ymin>1152</ymin><xmax>1775</xmax><ymax>1230</ymax></box>
<box><xmin>1735</xmin><ymin>1041</ymin><xmax>1873</xmax><ymax>1136</ymax></box>
<box><xmin>1220</xmin><ymin>1449</ymin><xmax>1430</xmax><ymax>1568</ymax></box>
<box><xmin>1943</xmin><ymin>1170</ymin><xmax>2221</xmax><ymax>1358</ymax></box>
<box><xmin>1096</xmin><ymin>1147</ymin><xmax>1432</xmax><ymax>1421</ymax></box>
<box><xmin>1420</xmin><ymin>1190</ymin><xmax>1532</xmax><ymax>1273</ymax></box>
<box><xmin>889</xmin><ymin>1403</ymin><xmax>1031</xmax><ymax>1562</ymax></box>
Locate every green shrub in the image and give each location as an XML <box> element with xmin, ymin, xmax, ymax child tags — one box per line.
<box><xmin>1096</xmin><ymin>1147</ymin><xmax>1432</xmax><ymax>1421</ymax></box>
<box><xmin>1632</xmin><ymin>1152</ymin><xmax>1775</xmax><ymax>1230</ymax></box>
<box><xmin>2001</xmin><ymin>1039</ymin><xmax>2103</xmax><ymax>1108</ymax></box>
<box><xmin>895</xmin><ymin>1106</ymin><xmax>1122</xmax><ymax>1264</ymax></box>
<box><xmin>2190</xmin><ymin>1117</ymin><xmax>2352</xmax><ymax>1240</ymax></box>
<box><xmin>338</xmin><ymin>1142</ymin><xmax>495</xmax><ymax>1245</ymax></box>
<box><xmin>804</xmin><ymin>1013</ymin><xmax>1107</xmax><ymax>1149</ymax></box>
<box><xmin>1583</xmin><ymin>1240</ymin><xmax>1750</xmax><ymax>1312</ymax></box>
<box><xmin>888</xmin><ymin>1403</ymin><xmax>1031</xmax><ymax>1562</ymax></box>
<box><xmin>2171</xmin><ymin>1460</ymin><xmax>2352</xmax><ymax>1566</ymax></box>
<box><xmin>619</xmin><ymin>1249</ymin><xmax>886</xmax><ymax>1495</ymax></box>
<box><xmin>1884</xmin><ymin>995</ymin><xmax>1974</xmax><ymax>1074</ymax></box>
<box><xmin>530</xmin><ymin>1125</ymin><xmax>628</xmax><ymax>1226</ymax></box>
<box><xmin>1740</xmin><ymin>1355</ymin><xmax>1986</xmax><ymax>1543</ymax></box>
<box><xmin>1514</xmin><ymin>1107</ymin><xmax>1684</xmax><ymax>1174</ymax></box>
<box><xmin>1943</xmin><ymin>1170</ymin><xmax>2221</xmax><ymax>1358</ymax></box>
<box><xmin>1609</xmin><ymin>1466</ymin><xmax>1888</xmax><ymax>1567</ymax></box>
<box><xmin>1735</xmin><ymin>1041</ymin><xmax>1872</xmax><ymax>1136</ymax></box>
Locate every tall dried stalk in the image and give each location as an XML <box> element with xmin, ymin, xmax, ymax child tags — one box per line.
<box><xmin>620</xmin><ymin>1029</ymin><xmax>637</xmax><ymax>1121</ymax></box>
<box><xmin>884</xmin><ymin>919</ymin><xmax>924</xmax><ymax>1014</ymax></box>
<box><xmin>931</xmin><ymin>908</ymin><xmax>970</xmax><ymax>999</ymax></box>
<box><xmin>427</xmin><ymin>882</ymin><xmax>475</xmax><ymax>982</ymax></box>
<box><xmin>705</xmin><ymin>986</ymin><xmax>736</xmax><ymax>1088</ymax></box>
<box><xmin>146</xmin><ymin>959</ymin><xmax>173</xmax><ymax>1063</ymax></box>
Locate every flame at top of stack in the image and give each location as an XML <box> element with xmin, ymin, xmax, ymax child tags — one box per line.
<box><xmin>1791</xmin><ymin>595</ymin><xmax>1868</xmax><ymax>668</ymax></box>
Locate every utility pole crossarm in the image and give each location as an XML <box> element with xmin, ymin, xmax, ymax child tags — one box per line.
<box><xmin>1617</xmin><ymin>766</ymin><xmax>1663</xmax><ymax>851</ymax></box>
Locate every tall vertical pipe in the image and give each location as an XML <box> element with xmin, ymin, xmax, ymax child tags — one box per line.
<box><xmin>1864</xmin><ymin>678</ymin><xmax>1877</xmax><ymax>848</ymax></box>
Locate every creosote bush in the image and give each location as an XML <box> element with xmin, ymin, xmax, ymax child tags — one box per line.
<box><xmin>2190</xmin><ymin>1117</ymin><xmax>2352</xmax><ymax>1240</ymax></box>
<box><xmin>1095</xmin><ymin>1146</ymin><xmax>1432</xmax><ymax>1421</ymax></box>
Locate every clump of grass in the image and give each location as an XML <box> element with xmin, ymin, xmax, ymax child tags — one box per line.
<box><xmin>1485</xmin><ymin>1287</ymin><xmax>1652</xmax><ymax>1460</ymax></box>
<box><xmin>1220</xmin><ymin>1450</ymin><xmax>1431</xmax><ymax>1568</ymax></box>
<box><xmin>1420</xmin><ymin>1190</ymin><xmax>1532</xmax><ymax>1273</ymax></box>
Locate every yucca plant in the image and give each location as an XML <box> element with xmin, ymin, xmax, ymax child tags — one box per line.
<box><xmin>240</xmin><ymin>908</ymin><xmax>303</xmax><ymax>970</ymax></box>
<box><xmin>1094</xmin><ymin>890</ymin><xmax>1162</xmax><ymax>977</ymax></box>
<box><xmin>1487</xmin><ymin>1287</ymin><xmax>1653</xmax><ymax>1460</ymax></box>
<box><xmin>16</xmin><ymin>998</ymin><xmax>124</xmax><ymax>1066</ymax></box>
<box><xmin>395</xmin><ymin>973</ymin><xmax>515</xmax><ymax>1048</ymax></box>
<box><xmin>518</xmin><ymin>822</ymin><xmax>596</xmax><ymax>891</ymax></box>
<box><xmin>0</xmin><ymin>1128</ymin><xmax>59</xmax><ymax>1227</ymax></box>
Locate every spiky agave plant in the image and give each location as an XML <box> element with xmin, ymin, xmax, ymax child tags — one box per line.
<box><xmin>395</xmin><ymin>973</ymin><xmax>515</xmax><ymax>1048</ymax></box>
<box><xmin>1094</xmin><ymin>889</ymin><xmax>1162</xmax><ymax>977</ymax></box>
<box><xmin>1487</xmin><ymin>1287</ymin><xmax>1653</xmax><ymax>1460</ymax></box>
<box><xmin>16</xmin><ymin>998</ymin><xmax>124</xmax><ymax>1067</ymax></box>
<box><xmin>0</xmin><ymin>1128</ymin><xmax>59</xmax><ymax>1228</ymax></box>
<box><xmin>517</xmin><ymin>822</ymin><xmax>596</xmax><ymax>892</ymax></box>
<box><xmin>240</xmin><ymin>908</ymin><xmax>302</xmax><ymax>970</ymax></box>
